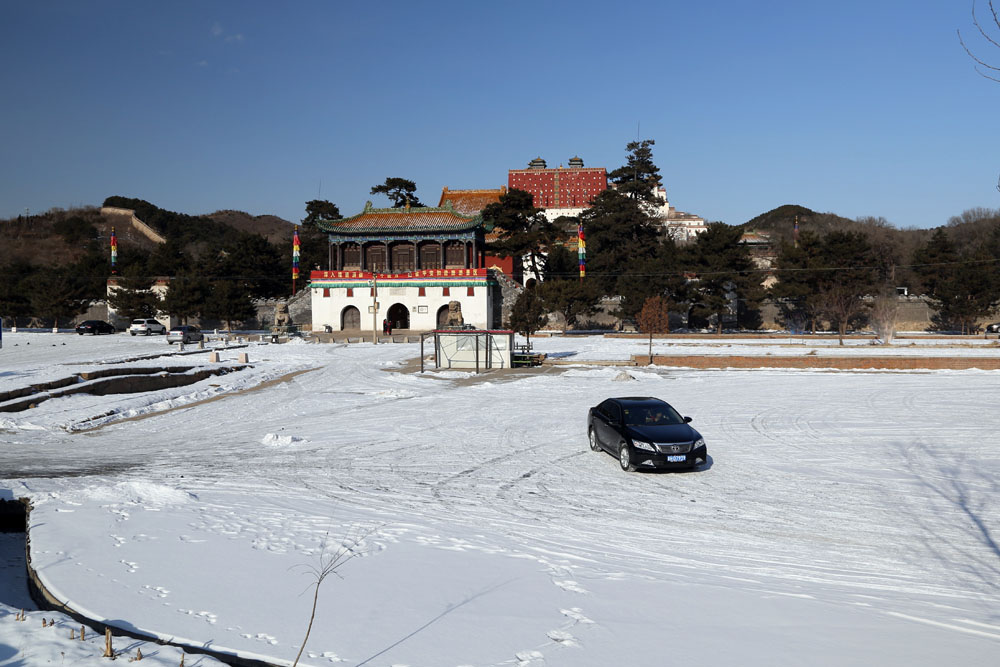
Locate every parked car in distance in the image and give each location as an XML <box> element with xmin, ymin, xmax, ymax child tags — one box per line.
<box><xmin>588</xmin><ymin>396</ymin><xmax>707</xmax><ymax>472</ymax></box>
<box><xmin>128</xmin><ymin>318</ymin><xmax>167</xmax><ymax>336</ymax></box>
<box><xmin>986</xmin><ymin>322</ymin><xmax>1000</xmax><ymax>334</ymax></box>
<box><xmin>166</xmin><ymin>325</ymin><xmax>204</xmax><ymax>344</ymax></box>
<box><xmin>75</xmin><ymin>320</ymin><xmax>116</xmax><ymax>335</ymax></box>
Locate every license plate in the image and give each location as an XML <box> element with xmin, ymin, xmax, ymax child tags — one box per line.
<box><xmin>666</xmin><ymin>455</ymin><xmax>686</xmax><ymax>463</ymax></box>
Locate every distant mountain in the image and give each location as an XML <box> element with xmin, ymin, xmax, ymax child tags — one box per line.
<box><xmin>205</xmin><ymin>210</ymin><xmax>295</xmax><ymax>245</ymax></box>
<box><xmin>738</xmin><ymin>204</ymin><xmax>856</xmax><ymax>246</ymax></box>
<box><xmin>0</xmin><ymin>198</ymin><xmax>297</xmax><ymax>268</ymax></box>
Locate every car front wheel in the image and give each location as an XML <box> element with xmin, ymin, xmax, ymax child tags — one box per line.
<box><xmin>619</xmin><ymin>443</ymin><xmax>634</xmax><ymax>472</ymax></box>
<box><xmin>589</xmin><ymin>427</ymin><xmax>600</xmax><ymax>452</ymax></box>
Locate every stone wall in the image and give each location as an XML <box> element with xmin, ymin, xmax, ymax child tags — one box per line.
<box><xmin>100</xmin><ymin>207</ymin><xmax>167</xmax><ymax>245</ymax></box>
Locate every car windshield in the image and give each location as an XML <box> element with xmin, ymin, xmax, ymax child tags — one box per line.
<box><xmin>623</xmin><ymin>404</ymin><xmax>684</xmax><ymax>426</ymax></box>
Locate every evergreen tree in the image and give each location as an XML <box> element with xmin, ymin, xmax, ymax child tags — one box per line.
<box><xmin>813</xmin><ymin>231</ymin><xmax>877</xmax><ymax>343</ymax></box>
<box><xmin>370</xmin><ymin>178</ymin><xmax>423</xmax><ymax>208</ymax></box>
<box><xmin>914</xmin><ymin>231</ymin><xmax>998</xmax><ymax>332</ymax></box>
<box><xmin>614</xmin><ymin>242</ymin><xmax>685</xmax><ymax>322</ymax></box>
<box><xmin>543</xmin><ymin>244</ymin><xmax>578</xmax><ymax>281</ymax></box>
<box><xmin>537</xmin><ymin>278</ymin><xmax>599</xmax><ymax>330</ymax></box>
<box><xmin>202</xmin><ymin>279</ymin><xmax>256</xmax><ymax>331</ymax></box>
<box><xmin>217</xmin><ymin>234</ymin><xmax>286</xmax><ymax>299</ymax></box>
<box><xmin>107</xmin><ymin>264</ymin><xmax>160</xmax><ymax>321</ymax></box>
<box><xmin>27</xmin><ymin>268</ymin><xmax>89</xmax><ymax>328</ymax></box>
<box><xmin>509</xmin><ymin>286</ymin><xmax>548</xmax><ymax>344</ymax></box>
<box><xmin>0</xmin><ymin>261</ymin><xmax>32</xmax><ymax>326</ymax></box>
<box><xmin>608</xmin><ymin>139</ymin><xmax>662</xmax><ymax>203</ymax></box>
<box><xmin>302</xmin><ymin>200</ymin><xmax>341</xmax><ymax>230</ymax></box>
<box><xmin>146</xmin><ymin>240</ymin><xmax>191</xmax><ymax>277</ymax></box>
<box><xmin>912</xmin><ymin>228</ymin><xmax>958</xmax><ymax>297</ymax></box>
<box><xmin>771</xmin><ymin>231</ymin><xmax>825</xmax><ymax>332</ymax></box>
<box><xmin>579</xmin><ymin>190</ymin><xmax>660</xmax><ymax>297</ymax></box>
<box><xmin>161</xmin><ymin>272</ymin><xmax>206</xmax><ymax>325</ymax></box>
<box><xmin>684</xmin><ymin>223</ymin><xmax>761</xmax><ymax>334</ymax></box>
<box><xmin>482</xmin><ymin>188</ymin><xmax>554</xmax><ymax>279</ymax></box>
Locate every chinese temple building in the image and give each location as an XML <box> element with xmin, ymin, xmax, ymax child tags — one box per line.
<box><xmin>508</xmin><ymin>156</ymin><xmax>607</xmax><ymax>220</ymax></box>
<box><xmin>310</xmin><ymin>201</ymin><xmax>504</xmax><ymax>332</ymax></box>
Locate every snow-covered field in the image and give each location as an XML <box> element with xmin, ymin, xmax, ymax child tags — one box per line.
<box><xmin>1</xmin><ymin>331</ymin><xmax>999</xmax><ymax>666</ymax></box>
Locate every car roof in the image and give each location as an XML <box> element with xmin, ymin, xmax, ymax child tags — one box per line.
<box><xmin>612</xmin><ymin>397</ymin><xmax>669</xmax><ymax>406</ymax></box>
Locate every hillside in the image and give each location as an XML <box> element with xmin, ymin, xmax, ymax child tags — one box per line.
<box><xmin>205</xmin><ymin>209</ymin><xmax>295</xmax><ymax>244</ymax></box>
<box><xmin>739</xmin><ymin>204</ymin><xmax>859</xmax><ymax>245</ymax></box>
<box><xmin>0</xmin><ymin>200</ymin><xmax>297</xmax><ymax>269</ymax></box>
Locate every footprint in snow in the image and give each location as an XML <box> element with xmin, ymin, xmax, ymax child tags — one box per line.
<box><xmin>515</xmin><ymin>649</ymin><xmax>545</xmax><ymax>666</ymax></box>
<box><xmin>560</xmin><ymin>607</ymin><xmax>594</xmax><ymax>624</ymax></box>
<box><xmin>553</xmin><ymin>579</ymin><xmax>587</xmax><ymax>594</ymax></box>
<box><xmin>307</xmin><ymin>651</ymin><xmax>345</xmax><ymax>662</ymax></box>
<box><xmin>546</xmin><ymin>629</ymin><xmax>578</xmax><ymax>646</ymax></box>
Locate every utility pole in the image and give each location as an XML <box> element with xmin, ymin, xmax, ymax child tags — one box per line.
<box><xmin>370</xmin><ymin>274</ymin><xmax>378</xmax><ymax>344</ymax></box>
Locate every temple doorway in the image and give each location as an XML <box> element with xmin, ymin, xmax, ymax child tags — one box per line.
<box><xmin>436</xmin><ymin>304</ymin><xmax>451</xmax><ymax>329</ymax></box>
<box><xmin>341</xmin><ymin>306</ymin><xmax>361</xmax><ymax>330</ymax></box>
<box><xmin>387</xmin><ymin>303</ymin><xmax>409</xmax><ymax>330</ymax></box>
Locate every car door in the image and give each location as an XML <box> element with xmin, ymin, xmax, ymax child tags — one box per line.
<box><xmin>593</xmin><ymin>400</ymin><xmax>618</xmax><ymax>452</ymax></box>
<box><xmin>604</xmin><ymin>401</ymin><xmax>625</xmax><ymax>450</ymax></box>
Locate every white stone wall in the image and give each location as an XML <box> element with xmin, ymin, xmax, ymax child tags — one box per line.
<box><xmin>311</xmin><ymin>284</ymin><xmax>493</xmax><ymax>332</ymax></box>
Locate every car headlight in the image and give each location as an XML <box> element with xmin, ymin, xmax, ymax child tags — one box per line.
<box><xmin>693</xmin><ymin>438</ymin><xmax>706</xmax><ymax>450</ymax></box>
<box><xmin>632</xmin><ymin>439</ymin><xmax>656</xmax><ymax>452</ymax></box>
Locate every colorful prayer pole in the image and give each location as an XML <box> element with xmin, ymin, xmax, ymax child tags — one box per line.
<box><xmin>578</xmin><ymin>222</ymin><xmax>586</xmax><ymax>282</ymax></box>
<box><xmin>110</xmin><ymin>226</ymin><xmax>118</xmax><ymax>274</ymax></box>
<box><xmin>292</xmin><ymin>228</ymin><xmax>301</xmax><ymax>294</ymax></box>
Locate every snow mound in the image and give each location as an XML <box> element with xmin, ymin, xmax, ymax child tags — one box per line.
<box><xmin>261</xmin><ymin>432</ymin><xmax>303</xmax><ymax>447</ymax></box>
<box><xmin>83</xmin><ymin>481</ymin><xmax>195</xmax><ymax>506</ymax></box>
<box><xmin>613</xmin><ymin>371</ymin><xmax>636</xmax><ymax>381</ymax></box>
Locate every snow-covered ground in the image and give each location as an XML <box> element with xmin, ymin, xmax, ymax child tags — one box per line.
<box><xmin>1</xmin><ymin>331</ymin><xmax>999</xmax><ymax>666</ymax></box>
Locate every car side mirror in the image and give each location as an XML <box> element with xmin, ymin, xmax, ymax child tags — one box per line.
<box><xmin>683</xmin><ymin>416</ymin><xmax>693</xmax><ymax>423</ymax></box>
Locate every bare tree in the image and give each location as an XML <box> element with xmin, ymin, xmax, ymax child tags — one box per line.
<box><xmin>291</xmin><ymin>525</ymin><xmax>379</xmax><ymax>667</ymax></box>
<box><xmin>870</xmin><ymin>289</ymin><xmax>900</xmax><ymax>345</ymax></box>
<box><xmin>959</xmin><ymin>1</ymin><xmax>1000</xmax><ymax>82</ymax></box>
<box><xmin>636</xmin><ymin>296</ymin><xmax>671</xmax><ymax>358</ymax></box>
<box><xmin>959</xmin><ymin>1</ymin><xmax>1000</xmax><ymax>192</ymax></box>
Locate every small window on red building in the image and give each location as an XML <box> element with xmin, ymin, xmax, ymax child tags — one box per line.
<box><xmin>323</xmin><ymin>288</ymin><xmax>330</xmax><ymax>298</ymax></box>
<box><xmin>346</xmin><ymin>288</ymin><xmax>353</xmax><ymax>297</ymax></box>
<box><xmin>443</xmin><ymin>287</ymin><xmax>450</xmax><ymax>297</ymax></box>
<box><xmin>467</xmin><ymin>286</ymin><xmax>474</xmax><ymax>296</ymax></box>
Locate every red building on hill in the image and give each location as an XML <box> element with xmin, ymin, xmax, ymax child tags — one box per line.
<box><xmin>507</xmin><ymin>156</ymin><xmax>607</xmax><ymax>211</ymax></box>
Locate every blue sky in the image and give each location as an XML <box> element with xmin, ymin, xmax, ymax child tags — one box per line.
<box><xmin>2</xmin><ymin>1</ymin><xmax>999</xmax><ymax>229</ymax></box>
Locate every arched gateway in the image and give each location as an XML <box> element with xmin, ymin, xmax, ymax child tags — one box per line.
<box><xmin>387</xmin><ymin>303</ymin><xmax>409</xmax><ymax>330</ymax></box>
<box><xmin>341</xmin><ymin>306</ymin><xmax>361</xmax><ymax>330</ymax></box>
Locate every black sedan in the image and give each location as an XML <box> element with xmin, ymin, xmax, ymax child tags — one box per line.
<box><xmin>75</xmin><ymin>320</ymin><xmax>116</xmax><ymax>335</ymax></box>
<box><xmin>588</xmin><ymin>396</ymin><xmax>707</xmax><ymax>472</ymax></box>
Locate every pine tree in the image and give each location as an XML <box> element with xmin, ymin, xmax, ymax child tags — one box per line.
<box><xmin>107</xmin><ymin>265</ymin><xmax>160</xmax><ymax>321</ymax></box>
<box><xmin>509</xmin><ymin>287</ymin><xmax>547</xmax><ymax>343</ymax></box>
<box><xmin>370</xmin><ymin>178</ymin><xmax>423</xmax><ymax>208</ymax></box>
<box><xmin>684</xmin><ymin>223</ymin><xmax>761</xmax><ymax>334</ymax></box>
<box><xmin>161</xmin><ymin>272</ymin><xmax>206</xmax><ymax>325</ymax></box>
<box><xmin>579</xmin><ymin>190</ymin><xmax>660</xmax><ymax>297</ymax></box>
<box><xmin>608</xmin><ymin>140</ymin><xmax>662</xmax><ymax>203</ymax></box>
<box><xmin>482</xmin><ymin>188</ymin><xmax>554</xmax><ymax>280</ymax></box>
<box><xmin>202</xmin><ymin>279</ymin><xmax>256</xmax><ymax>331</ymax></box>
